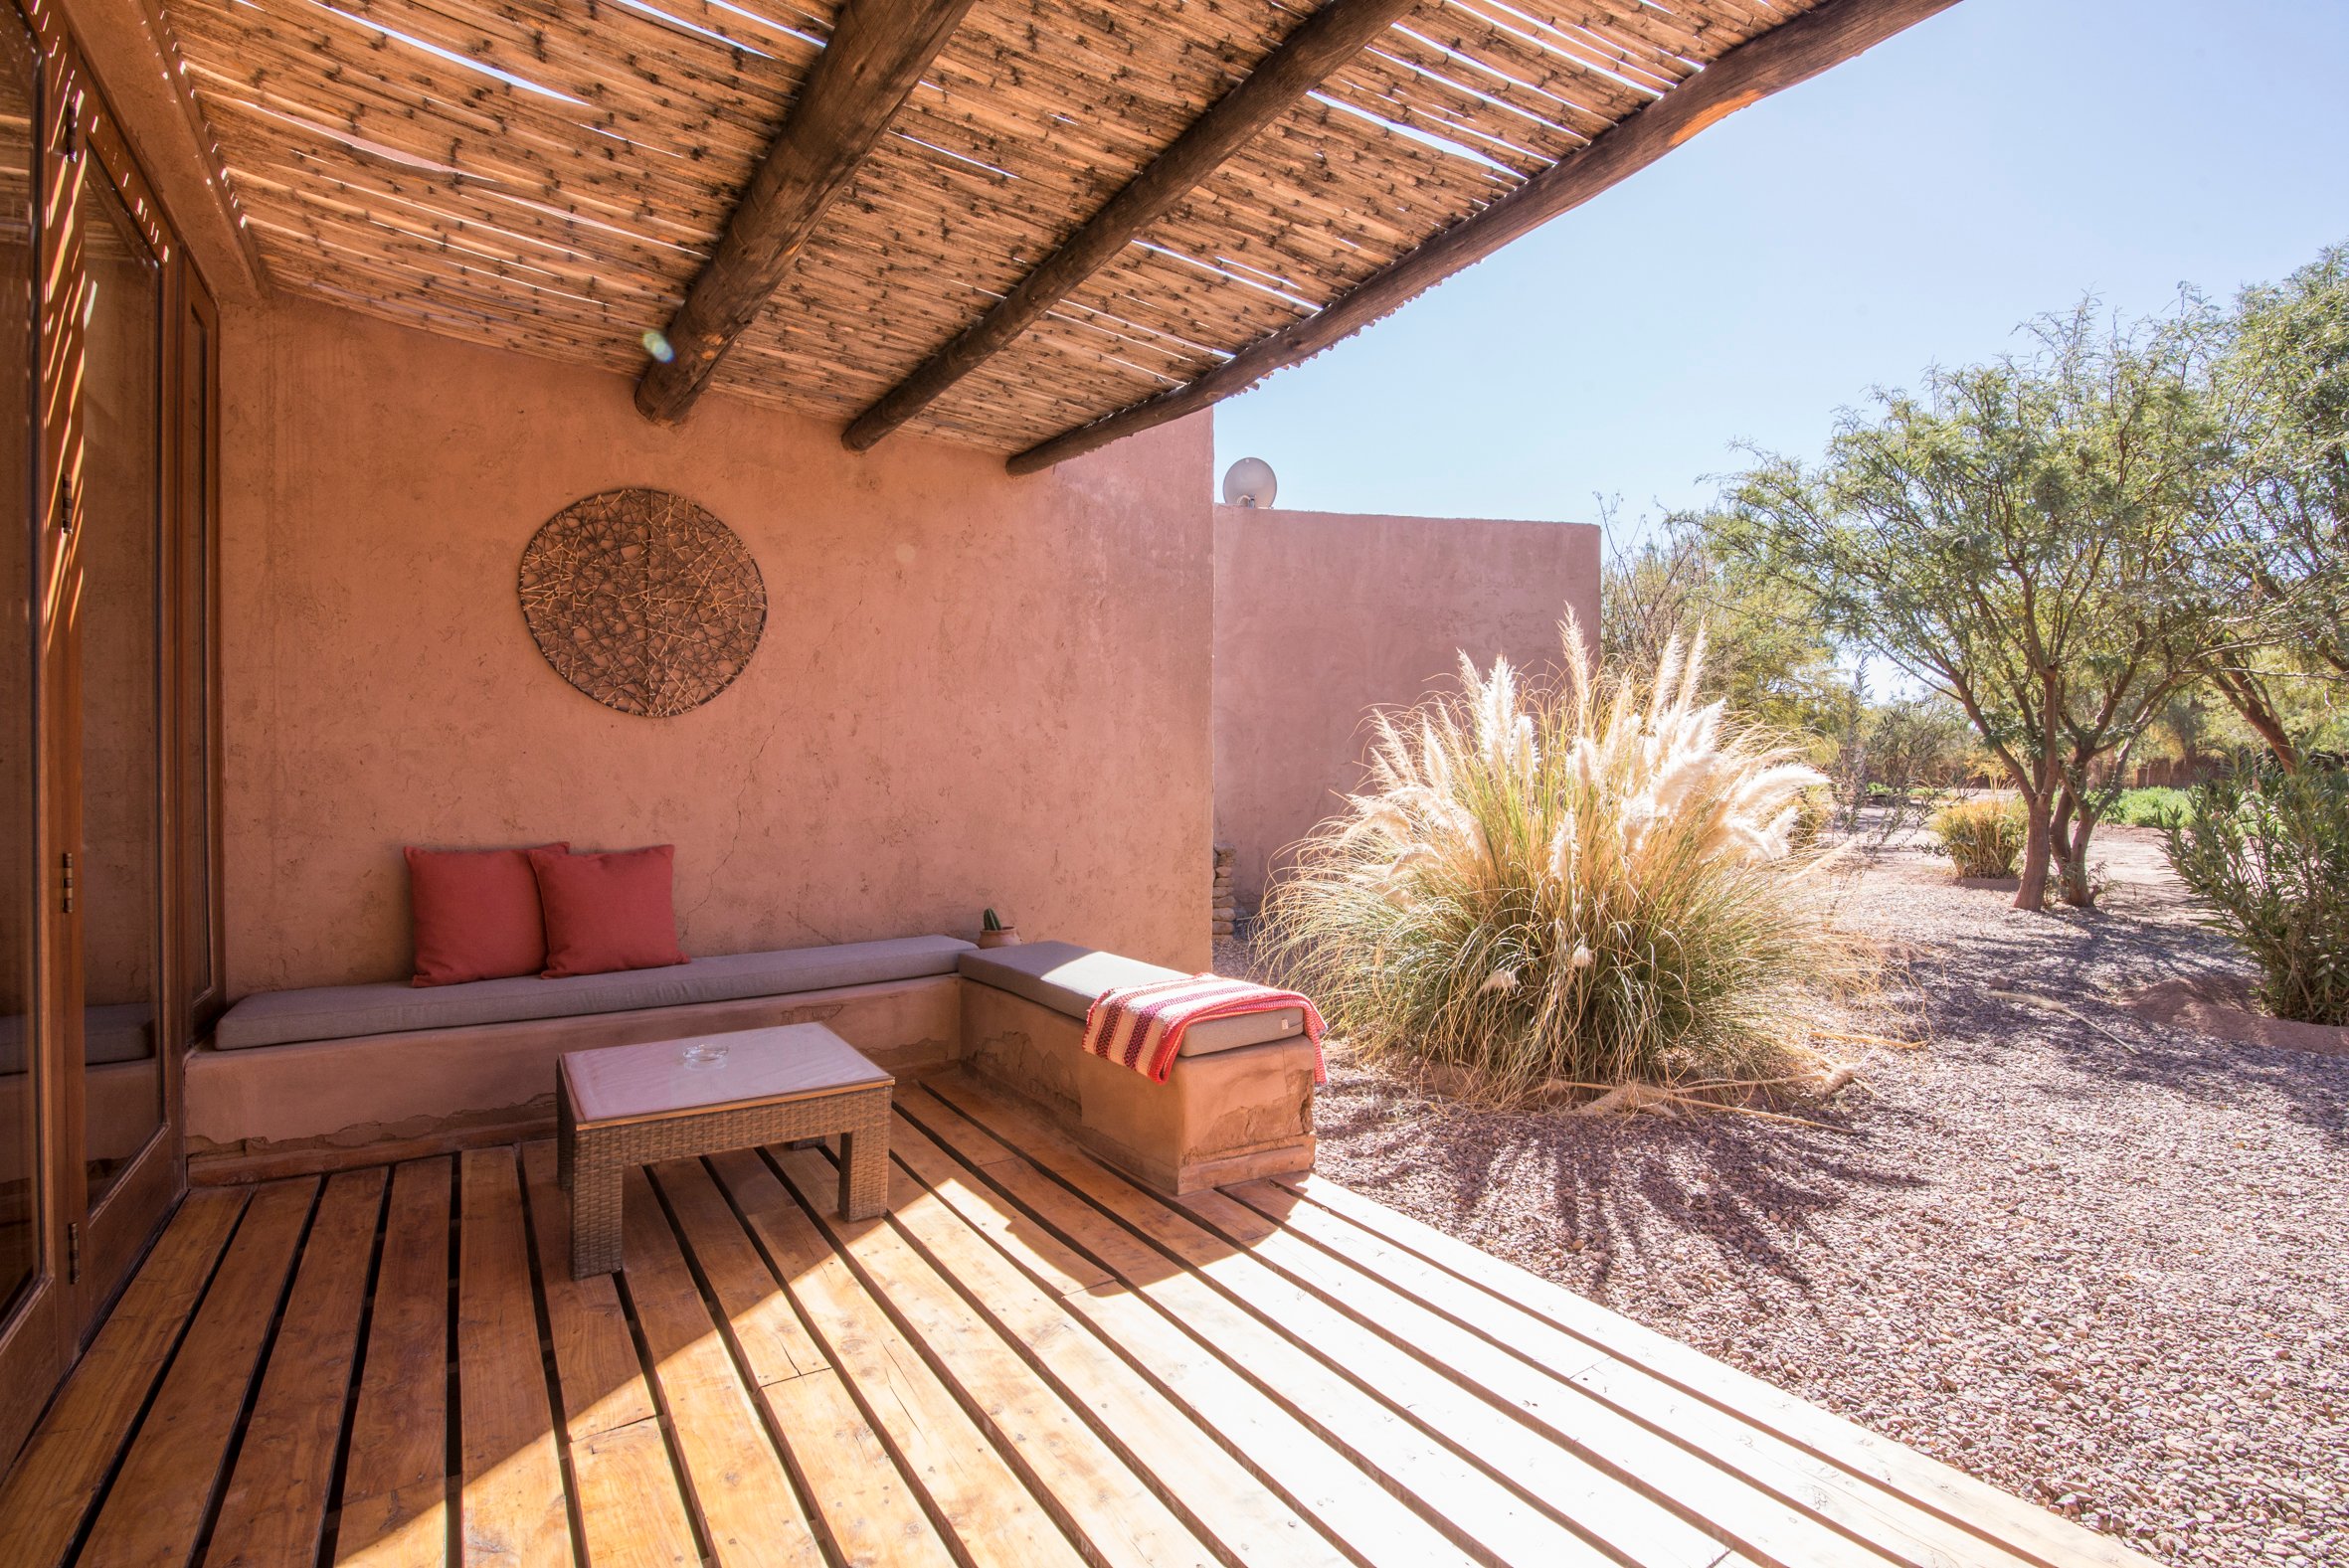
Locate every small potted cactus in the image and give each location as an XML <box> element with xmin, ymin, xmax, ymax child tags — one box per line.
<box><xmin>976</xmin><ymin>907</ymin><xmax>1021</xmax><ymax>949</ymax></box>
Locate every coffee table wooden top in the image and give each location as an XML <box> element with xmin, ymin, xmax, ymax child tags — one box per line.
<box><xmin>560</xmin><ymin>1023</ymin><xmax>891</xmax><ymax>1127</ymax></box>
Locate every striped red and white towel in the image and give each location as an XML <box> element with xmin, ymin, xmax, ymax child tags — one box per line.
<box><xmin>1081</xmin><ymin>974</ymin><xmax>1327</xmax><ymax>1084</ymax></box>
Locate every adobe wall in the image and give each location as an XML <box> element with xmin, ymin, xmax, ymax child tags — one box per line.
<box><xmin>220</xmin><ymin>298</ymin><xmax>1214</xmax><ymax>995</ymax></box>
<box><xmin>1212</xmin><ymin>504</ymin><xmax>1600</xmax><ymax>911</ymax></box>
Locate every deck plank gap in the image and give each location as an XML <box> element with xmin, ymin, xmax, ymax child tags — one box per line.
<box><xmin>310</xmin><ymin>1162</ymin><xmax>398</xmax><ymax>1565</ymax></box>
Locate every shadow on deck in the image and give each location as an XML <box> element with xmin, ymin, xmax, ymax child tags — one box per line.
<box><xmin>0</xmin><ymin>1069</ymin><xmax>2146</xmax><ymax>1567</ymax></box>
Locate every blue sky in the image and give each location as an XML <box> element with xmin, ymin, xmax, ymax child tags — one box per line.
<box><xmin>1211</xmin><ymin>0</ymin><xmax>2349</xmax><ymax>535</ymax></box>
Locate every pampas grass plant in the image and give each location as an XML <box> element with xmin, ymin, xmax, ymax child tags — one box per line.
<box><xmin>1257</xmin><ymin>619</ymin><xmax>1861</xmax><ymax>1102</ymax></box>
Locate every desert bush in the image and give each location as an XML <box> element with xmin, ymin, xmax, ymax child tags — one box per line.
<box><xmin>1861</xmin><ymin>694</ymin><xmax>1974</xmax><ymax>792</ymax></box>
<box><xmin>1928</xmin><ymin>797</ymin><xmax>2026</xmax><ymax>878</ymax></box>
<box><xmin>1257</xmin><ymin>622</ymin><xmax>1856</xmax><ymax>1098</ymax></box>
<box><xmin>2163</xmin><ymin>771</ymin><xmax>2349</xmax><ymax>1026</ymax></box>
<box><xmin>2107</xmin><ymin>785</ymin><xmax>2195</xmax><ymax>827</ymax></box>
<box><xmin>1790</xmin><ymin>784</ymin><xmax>1835</xmax><ymax>849</ymax></box>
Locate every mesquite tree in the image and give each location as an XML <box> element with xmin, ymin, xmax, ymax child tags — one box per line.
<box><xmin>1598</xmin><ymin>508</ymin><xmax>1847</xmax><ymax>743</ymax></box>
<box><xmin>2182</xmin><ymin>245</ymin><xmax>2349</xmax><ymax>766</ymax></box>
<box><xmin>1720</xmin><ymin>309</ymin><xmax>2227</xmax><ymax>910</ymax></box>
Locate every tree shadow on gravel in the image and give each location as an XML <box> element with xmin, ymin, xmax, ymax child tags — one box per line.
<box><xmin>1313</xmin><ymin>1080</ymin><xmax>1927</xmax><ymax>1299</ymax></box>
<box><xmin>1302</xmin><ymin>838</ymin><xmax>2348</xmax><ymax>1325</ymax></box>
<box><xmin>1890</xmin><ymin>903</ymin><xmax>2349</xmax><ymax>1149</ymax></box>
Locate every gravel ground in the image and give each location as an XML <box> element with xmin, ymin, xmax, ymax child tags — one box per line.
<box><xmin>1221</xmin><ymin>825</ymin><xmax>2349</xmax><ymax>1567</ymax></box>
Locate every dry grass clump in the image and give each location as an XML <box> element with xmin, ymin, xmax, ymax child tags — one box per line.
<box><xmin>1258</xmin><ymin>620</ymin><xmax>1865</xmax><ymax>1103</ymax></box>
<box><xmin>1928</xmin><ymin>796</ymin><xmax>2026</xmax><ymax>878</ymax></box>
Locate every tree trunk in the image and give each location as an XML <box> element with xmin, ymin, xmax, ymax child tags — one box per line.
<box><xmin>2208</xmin><ymin>664</ymin><xmax>2299</xmax><ymax>774</ymax></box>
<box><xmin>2014</xmin><ymin>795</ymin><xmax>2054</xmax><ymax>912</ymax></box>
<box><xmin>2049</xmin><ymin>787</ymin><xmax>2077</xmax><ymax>874</ymax></box>
<box><xmin>2059</xmin><ymin>804</ymin><xmax>2101</xmax><ymax>908</ymax></box>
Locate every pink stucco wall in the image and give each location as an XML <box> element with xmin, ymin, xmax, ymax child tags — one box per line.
<box><xmin>1212</xmin><ymin>504</ymin><xmax>1601</xmax><ymax>909</ymax></box>
<box><xmin>220</xmin><ymin>299</ymin><xmax>1214</xmax><ymax>995</ymax></box>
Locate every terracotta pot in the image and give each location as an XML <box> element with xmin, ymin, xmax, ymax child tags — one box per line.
<box><xmin>976</xmin><ymin>928</ymin><xmax>1022</xmax><ymax>949</ymax></box>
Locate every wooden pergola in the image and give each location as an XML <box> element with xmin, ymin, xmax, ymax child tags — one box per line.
<box><xmin>154</xmin><ymin>0</ymin><xmax>1952</xmax><ymax>467</ymax></box>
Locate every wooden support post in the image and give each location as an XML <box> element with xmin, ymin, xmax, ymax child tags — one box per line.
<box><xmin>633</xmin><ymin>0</ymin><xmax>977</xmax><ymax>426</ymax></box>
<box><xmin>838</xmin><ymin>0</ymin><xmax>1423</xmax><ymax>452</ymax></box>
<box><xmin>1003</xmin><ymin>0</ymin><xmax>1959</xmax><ymax>475</ymax></box>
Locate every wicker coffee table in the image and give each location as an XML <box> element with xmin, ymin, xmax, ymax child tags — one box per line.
<box><xmin>557</xmin><ymin>1022</ymin><xmax>892</xmax><ymax>1277</ymax></box>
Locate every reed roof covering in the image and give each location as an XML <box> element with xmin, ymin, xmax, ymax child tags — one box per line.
<box><xmin>161</xmin><ymin>0</ymin><xmax>1826</xmax><ymax>451</ymax></box>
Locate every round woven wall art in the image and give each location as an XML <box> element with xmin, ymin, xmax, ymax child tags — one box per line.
<box><xmin>518</xmin><ymin>487</ymin><xmax>767</xmax><ymax>717</ymax></box>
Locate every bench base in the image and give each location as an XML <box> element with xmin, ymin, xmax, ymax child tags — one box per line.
<box><xmin>962</xmin><ymin>983</ymin><xmax>1316</xmax><ymax>1194</ymax></box>
<box><xmin>188</xmin><ymin>974</ymin><xmax>955</xmax><ymax>1182</ymax></box>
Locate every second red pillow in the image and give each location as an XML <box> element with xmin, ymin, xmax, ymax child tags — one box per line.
<box><xmin>528</xmin><ymin>844</ymin><xmax>689</xmax><ymax>978</ymax></box>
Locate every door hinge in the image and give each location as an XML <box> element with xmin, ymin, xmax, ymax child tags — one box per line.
<box><xmin>60</xmin><ymin>851</ymin><xmax>75</xmax><ymax>915</ymax></box>
<box><xmin>67</xmin><ymin>1222</ymin><xmax>80</xmax><ymax>1285</ymax></box>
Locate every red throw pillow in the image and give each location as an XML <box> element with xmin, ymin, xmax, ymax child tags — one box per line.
<box><xmin>405</xmin><ymin>843</ymin><xmax>568</xmax><ymax>987</ymax></box>
<box><xmin>528</xmin><ymin>844</ymin><xmax>689</xmax><ymax>978</ymax></box>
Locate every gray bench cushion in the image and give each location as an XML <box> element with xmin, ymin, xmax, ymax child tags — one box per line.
<box><xmin>216</xmin><ymin>935</ymin><xmax>975</xmax><ymax>1051</ymax></box>
<box><xmin>0</xmin><ymin>1004</ymin><xmax>154</xmax><ymax>1075</ymax></box>
<box><xmin>957</xmin><ymin>941</ymin><xmax>1305</xmax><ymax>1057</ymax></box>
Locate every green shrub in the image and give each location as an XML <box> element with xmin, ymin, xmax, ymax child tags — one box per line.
<box><xmin>1928</xmin><ymin>797</ymin><xmax>2026</xmax><ymax>878</ymax></box>
<box><xmin>2163</xmin><ymin>771</ymin><xmax>2349</xmax><ymax>1026</ymax></box>
<box><xmin>1257</xmin><ymin>623</ymin><xmax>1857</xmax><ymax>1097</ymax></box>
<box><xmin>2106</xmin><ymin>785</ymin><xmax>2195</xmax><ymax>828</ymax></box>
<box><xmin>1790</xmin><ymin>784</ymin><xmax>1835</xmax><ymax>849</ymax></box>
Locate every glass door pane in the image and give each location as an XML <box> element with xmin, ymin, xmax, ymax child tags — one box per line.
<box><xmin>76</xmin><ymin>167</ymin><xmax>164</xmax><ymax>1205</ymax></box>
<box><xmin>0</xmin><ymin>2</ymin><xmax>37</xmax><ymax>1316</ymax></box>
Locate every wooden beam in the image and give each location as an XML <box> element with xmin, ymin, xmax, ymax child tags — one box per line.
<box><xmin>634</xmin><ymin>0</ymin><xmax>977</xmax><ymax>426</ymax></box>
<box><xmin>49</xmin><ymin>0</ymin><xmax>272</xmax><ymax>298</ymax></box>
<box><xmin>839</xmin><ymin>0</ymin><xmax>1424</xmax><ymax>452</ymax></box>
<box><xmin>1004</xmin><ymin>0</ymin><xmax>1960</xmax><ymax>475</ymax></box>
<box><xmin>132</xmin><ymin>0</ymin><xmax>273</xmax><ymax>297</ymax></box>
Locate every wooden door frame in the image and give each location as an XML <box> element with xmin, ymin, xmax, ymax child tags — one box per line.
<box><xmin>0</xmin><ymin>0</ymin><xmax>71</xmax><ymax>1461</ymax></box>
<box><xmin>177</xmin><ymin>267</ymin><xmax>221</xmax><ymax>1040</ymax></box>
<box><xmin>0</xmin><ymin>0</ymin><xmax>218</xmax><ymax>1441</ymax></box>
<box><xmin>52</xmin><ymin>35</ymin><xmax>189</xmax><ymax>1330</ymax></box>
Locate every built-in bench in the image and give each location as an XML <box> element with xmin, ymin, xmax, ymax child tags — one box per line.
<box><xmin>187</xmin><ymin>935</ymin><xmax>1317</xmax><ymax>1195</ymax></box>
<box><xmin>956</xmin><ymin>941</ymin><xmax>1316</xmax><ymax>1193</ymax></box>
<box><xmin>188</xmin><ymin>936</ymin><xmax>973</xmax><ymax>1179</ymax></box>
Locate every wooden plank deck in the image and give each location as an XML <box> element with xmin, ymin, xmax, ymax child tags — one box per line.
<box><xmin>0</xmin><ymin>1068</ymin><xmax>2151</xmax><ymax>1568</ymax></box>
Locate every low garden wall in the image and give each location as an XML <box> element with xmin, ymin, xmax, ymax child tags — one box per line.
<box><xmin>1211</xmin><ymin>503</ymin><xmax>1600</xmax><ymax>911</ymax></box>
